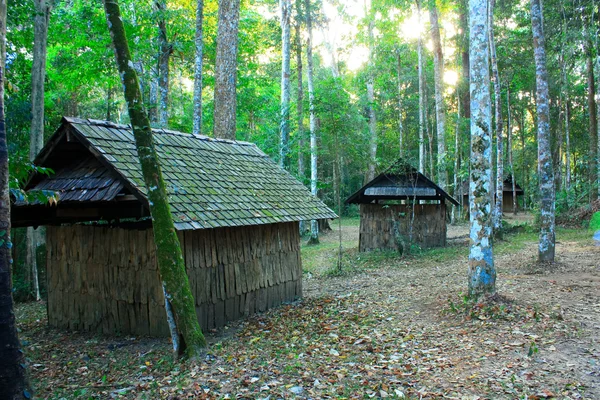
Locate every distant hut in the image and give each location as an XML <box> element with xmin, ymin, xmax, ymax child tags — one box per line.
<box><xmin>12</xmin><ymin>117</ymin><xmax>336</xmax><ymax>337</ymax></box>
<box><xmin>346</xmin><ymin>159</ymin><xmax>459</xmax><ymax>252</ymax></box>
<box><xmin>462</xmin><ymin>177</ymin><xmax>524</xmax><ymax>214</ymax></box>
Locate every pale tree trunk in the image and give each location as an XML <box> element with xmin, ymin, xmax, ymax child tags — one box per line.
<box><xmin>192</xmin><ymin>0</ymin><xmax>204</xmax><ymax>135</ymax></box>
<box><xmin>429</xmin><ymin>0</ymin><xmax>446</xmax><ymax>190</ymax></box>
<box><xmin>531</xmin><ymin>0</ymin><xmax>555</xmax><ymax>263</ymax></box>
<box><xmin>280</xmin><ymin>0</ymin><xmax>291</xmax><ymax>169</ymax></box>
<box><xmin>213</xmin><ymin>0</ymin><xmax>240</xmax><ymax>139</ymax></box>
<box><xmin>0</xmin><ymin>0</ymin><xmax>31</xmax><ymax>393</ymax></box>
<box><xmin>305</xmin><ymin>0</ymin><xmax>318</xmax><ymax>244</ymax></box>
<box><xmin>425</xmin><ymin>86</ymin><xmax>434</xmax><ymax>178</ymax></box>
<box><xmin>103</xmin><ymin>0</ymin><xmax>207</xmax><ymax>358</ymax></box>
<box><xmin>295</xmin><ymin>1</ymin><xmax>306</xmax><ymax>234</ymax></box>
<box><xmin>560</xmin><ymin>4</ymin><xmax>571</xmax><ymax>193</ymax></box>
<box><xmin>27</xmin><ymin>0</ymin><xmax>50</xmax><ymax>302</ymax></box>
<box><xmin>396</xmin><ymin>50</ymin><xmax>404</xmax><ymax>157</ymax></box>
<box><xmin>489</xmin><ymin>0</ymin><xmax>503</xmax><ymax>233</ymax></box>
<box><xmin>417</xmin><ymin>0</ymin><xmax>426</xmax><ymax>173</ymax></box>
<box><xmin>149</xmin><ymin>66</ymin><xmax>158</xmax><ymax>123</ymax></box>
<box><xmin>468</xmin><ymin>0</ymin><xmax>495</xmax><ymax>298</ymax></box>
<box><xmin>366</xmin><ymin>6</ymin><xmax>377</xmax><ymax>182</ymax></box>
<box><xmin>156</xmin><ymin>1</ymin><xmax>171</xmax><ymax>128</ymax></box>
<box><xmin>507</xmin><ymin>87</ymin><xmax>517</xmax><ymax>214</ymax></box>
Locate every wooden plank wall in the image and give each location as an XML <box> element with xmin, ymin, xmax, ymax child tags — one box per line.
<box><xmin>359</xmin><ymin>203</ymin><xmax>446</xmax><ymax>252</ymax></box>
<box><xmin>46</xmin><ymin>222</ymin><xmax>302</xmax><ymax>337</ymax></box>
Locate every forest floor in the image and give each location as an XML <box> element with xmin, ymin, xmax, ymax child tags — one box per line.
<box><xmin>16</xmin><ymin>213</ymin><xmax>600</xmax><ymax>399</ymax></box>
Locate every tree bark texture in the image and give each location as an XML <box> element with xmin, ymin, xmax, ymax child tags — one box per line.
<box><xmin>507</xmin><ymin>87</ymin><xmax>517</xmax><ymax>214</ymax></box>
<box><xmin>417</xmin><ymin>0</ymin><xmax>426</xmax><ymax>173</ymax></box>
<box><xmin>586</xmin><ymin>41</ymin><xmax>597</xmax><ymax>200</ymax></box>
<box><xmin>279</xmin><ymin>0</ymin><xmax>291</xmax><ymax>169</ymax></box>
<box><xmin>295</xmin><ymin>2</ymin><xmax>306</xmax><ymax>233</ymax></box>
<box><xmin>468</xmin><ymin>0</ymin><xmax>495</xmax><ymax>298</ymax></box>
<box><xmin>531</xmin><ymin>0</ymin><xmax>555</xmax><ymax>262</ymax></box>
<box><xmin>156</xmin><ymin>1</ymin><xmax>171</xmax><ymax>128</ymax></box>
<box><xmin>429</xmin><ymin>0</ymin><xmax>446</xmax><ymax>190</ymax></box>
<box><xmin>192</xmin><ymin>0</ymin><xmax>204</xmax><ymax>135</ymax></box>
<box><xmin>488</xmin><ymin>0</ymin><xmax>503</xmax><ymax>232</ymax></box>
<box><xmin>213</xmin><ymin>0</ymin><xmax>240</xmax><ymax>140</ymax></box>
<box><xmin>0</xmin><ymin>0</ymin><xmax>31</xmax><ymax>393</ymax></box>
<box><xmin>305</xmin><ymin>0</ymin><xmax>318</xmax><ymax>244</ymax></box>
<box><xmin>103</xmin><ymin>0</ymin><xmax>207</xmax><ymax>357</ymax></box>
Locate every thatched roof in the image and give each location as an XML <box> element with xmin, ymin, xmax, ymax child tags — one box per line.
<box><xmin>14</xmin><ymin>117</ymin><xmax>336</xmax><ymax>229</ymax></box>
<box><xmin>345</xmin><ymin>159</ymin><xmax>459</xmax><ymax>206</ymax></box>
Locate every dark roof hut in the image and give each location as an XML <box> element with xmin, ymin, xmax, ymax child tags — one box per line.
<box><xmin>461</xmin><ymin>177</ymin><xmax>524</xmax><ymax>213</ymax></box>
<box><xmin>346</xmin><ymin>159</ymin><xmax>458</xmax><ymax>252</ymax></box>
<box><xmin>12</xmin><ymin>117</ymin><xmax>336</xmax><ymax>337</ymax></box>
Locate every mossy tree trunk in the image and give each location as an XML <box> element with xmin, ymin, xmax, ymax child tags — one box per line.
<box><xmin>468</xmin><ymin>0</ymin><xmax>496</xmax><ymax>298</ymax></box>
<box><xmin>103</xmin><ymin>0</ymin><xmax>207</xmax><ymax>358</ymax></box>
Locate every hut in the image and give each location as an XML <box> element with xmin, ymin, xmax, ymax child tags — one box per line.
<box><xmin>12</xmin><ymin>117</ymin><xmax>336</xmax><ymax>337</ymax></box>
<box><xmin>461</xmin><ymin>177</ymin><xmax>524</xmax><ymax>214</ymax></box>
<box><xmin>346</xmin><ymin>159</ymin><xmax>458</xmax><ymax>252</ymax></box>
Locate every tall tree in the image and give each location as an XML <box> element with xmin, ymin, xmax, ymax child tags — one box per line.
<box><xmin>156</xmin><ymin>0</ymin><xmax>172</xmax><ymax>128</ymax></box>
<box><xmin>192</xmin><ymin>0</ymin><xmax>204</xmax><ymax>135</ymax></box>
<box><xmin>396</xmin><ymin>49</ymin><xmax>405</xmax><ymax>156</ymax></box>
<box><xmin>586</xmin><ymin>39</ymin><xmax>597</xmax><ymax>201</ymax></box>
<box><xmin>27</xmin><ymin>0</ymin><xmax>51</xmax><ymax>302</ymax></box>
<box><xmin>295</xmin><ymin>0</ymin><xmax>306</xmax><ymax>233</ymax></box>
<box><xmin>468</xmin><ymin>0</ymin><xmax>495</xmax><ymax>297</ymax></box>
<box><xmin>531</xmin><ymin>0</ymin><xmax>555</xmax><ymax>262</ymax></box>
<box><xmin>488</xmin><ymin>0</ymin><xmax>503</xmax><ymax>233</ymax></box>
<box><xmin>103</xmin><ymin>0</ymin><xmax>207</xmax><ymax>357</ymax></box>
<box><xmin>417</xmin><ymin>0</ymin><xmax>426</xmax><ymax>173</ymax></box>
<box><xmin>280</xmin><ymin>0</ymin><xmax>291</xmax><ymax>169</ymax></box>
<box><xmin>507</xmin><ymin>86</ymin><xmax>518</xmax><ymax>214</ymax></box>
<box><xmin>0</xmin><ymin>0</ymin><xmax>30</xmax><ymax>394</ymax></box>
<box><xmin>305</xmin><ymin>0</ymin><xmax>318</xmax><ymax>244</ymax></box>
<box><xmin>366</xmin><ymin>2</ymin><xmax>377</xmax><ymax>182</ymax></box>
<box><xmin>428</xmin><ymin>0</ymin><xmax>446</xmax><ymax>189</ymax></box>
<box><xmin>213</xmin><ymin>0</ymin><xmax>241</xmax><ymax>139</ymax></box>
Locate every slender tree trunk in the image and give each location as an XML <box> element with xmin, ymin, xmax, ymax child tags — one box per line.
<box><xmin>396</xmin><ymin>50</ymin><xmax>404</xmax><ymax>157</ymax></box>
<box><xmin>425</xmin><ymin>85</ymin><xmax>435</xmax><ymax>178</ymax></box>
<box><xmin>452</xmin><ymin>90</ymin><xmax>461</xmax><ymax>224</ymax></box>
<box><xmin>587</xmin><ymin>40</ymin><xmax>597</xmax><ymax>201</ymax></box>
<box><xmin>295</xmin><ymin>1</ymin><xmax>306</xmax><ymax>234</ymax></box>
<box><xmin>507</xmin><ymin>87</ymin><xmax>517</xmax><ymax>214</ymax></box>
<box><xmin>0</xmin><ymin>0</ymin><xmax>30</xmax><ymax>393</ymax></box>
<box><xmin>366</xmin><ymin>6</ymin><xmax>377</xmax><ymax>182</ymax></box>
<box><xmin>213</xmin><ymin>0</ymin><xmax>240</xmax><ymax>139</ymax></box>
<box><xmin>468</xmin><ymin>0</ymin><xmax>495</xmax><ymax>297</ymax></box>
<box><xmin>429</xmin><ymin>0</ymin><xmax>446</xmax><ymax>190</ymax></box>
<box><xmin>156</xmin><ymin>1</ymin><xmax>171</xmax><ymax>128</ymax></box>
<box><xmin>459</xmin><ymin>0</ymin><xmax>470</xmax><ymax>118</ymax></box>
<box><xmin>531</xmin><ymin>0</ymin><xmax>555</xmax><ymax>263</ymax></box>
<box><xmin>103</xmin><ymin>0</ymin><xmax>207</xmax><ymax>358</ymax></box>
<box><xmin>27</xmin><ymin>0</ymin><xmax>50</xmax><ymax>302</ymax></box>
<box><xmin>488</xmin><ymin>0</ymin><xmax>503</xmax><ymax>233</ymax></box>
<box><xmin>280</xmin><ymin>0</ymin><xmax>291</xmax><ymax>169</ymax></box>
<box><xmin>519</xmin><ymin>110</ymin><xmax>527</xmax><ymax>210</ymax></box>
<box><xmin>305</xmin><ymin>0</ymin><xmax>318</xmax><ymax>244</ymax></box>
<box><xmin>417</xmin><ymin>0</ymin><xmax>426</xmax><ymax>173</ymax></box>
<box><xmin>192</xmin><ymin>0</ymin><xmax>204</xmax><ymax>135</ymax></box>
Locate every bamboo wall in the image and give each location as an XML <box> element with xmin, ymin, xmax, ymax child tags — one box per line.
<box><xmin>46</xmin><ymin>222</ymin><xmax>302</xmax><ymax>336</ymax></box>
<box><xmin>359</xmin><ymin>203</ymin><xmax>447</xmax><ymax>252</ymax></box>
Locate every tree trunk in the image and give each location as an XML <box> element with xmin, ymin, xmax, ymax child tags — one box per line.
<box><xmin>156</xmin><ymin>1</ymin><xmax>171</xmax><ymax>128</ymax></box>
<box><xmin>531</xmin><ymin>0</ymin><xmax>555</xmax><ymax>263</ymax></box>
<box><xmin>103</xmin><ymin>0</ymin><xmax>207</xmax><ymax>358</ymax></box>
<box><xmin>507</xmin><ymin>87</ymin><xmax>517</xmax><ymax>214</ymax></box>
<box><xmin>586</xmin><ymin>40</ymin><xmax>597</xmax><ymax>201</ymax></box>
<box><xmin>459</xmin><ymin>0</ymin><xmax>470</xmax><ymax>118</ymax></box>
<box><xmin>27</xmin><ymin>0</ymin><xmax>50</xmax><ymax>302</ymax></box>
<box><xmin>429</xmin><ymin>0</ymin><xmax>446</xmax><ymax>190</ymax></box>
<box><xmin>451</xmin><ymin>90</ymin><xmax>461</xmax><ymax>224</ymax></box>
<box><xmin>279</xmin><ymin>0</ymin><xmax>291</xmax><ymax>169</ymax></box>
<box><xmin>417</xmin><ymin>0</ymin><xmax>426</xmax><ymax>173</ymax></box>
<box><xmin>366</xmin><ymin>9</ymin><xmax>377</xmax><ymax>182</ymax></box>
<box><xmin>488</xmin><ymin>0</ymin><xmax>503</xmax><ymax>233</ymax></box>
<box><xmin>149</xmin><ymin>66</ymin><xmax>158</xmax><ymax>123</ymax></box>
<box><xmin>305</xmin><ymin>0</ymin><xmax>318</xmax><ymax>244</ymax></box>
<box><xmin>0</xmin><ymin>0</ymin><xmax>31</xmax><ymax>393</ymax></box>
<box><xmin>396</xmin><ymin>50</ymin><xmax>404</xmax><ymax>157</ymax></box>
<box><xmin>213</xmin><ymin>0</ymin><xmax>240</xmax><ymax>139</ymax></box>
<box><xmin>295</xmin><ymin>1</ymin><xmax>306</xmax><ymax>234</ymax></box>
<box><xmin>468</xmin><ymin>0</ymin><xmax>495</xmax><ymax>298</ymax></box>
<box><xmin>192</xmin><ymin>0</ymin><xmax>204</xmax><ymax>135</ymax></box>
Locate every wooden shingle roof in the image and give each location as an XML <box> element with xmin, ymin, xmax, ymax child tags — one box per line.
<box><xmin>22</xmin><ymin>117</ymin><xmax>336</xmax><ymax>230</ymax></box>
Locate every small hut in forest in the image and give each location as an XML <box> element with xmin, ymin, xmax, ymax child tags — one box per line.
<box><xmin>12</xmin><ymin>117</ymin><xmax>336</xmax><ymax>337</ymax></box>
<box><xmin>346</xmin><ymin>159</ymin><xmax>458</xmax><ymax>252</ymax></box>
<box><xmin>462</xmin><ymin>177</ymin><xmax>524</xmax><ymax>214</ymax></box>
